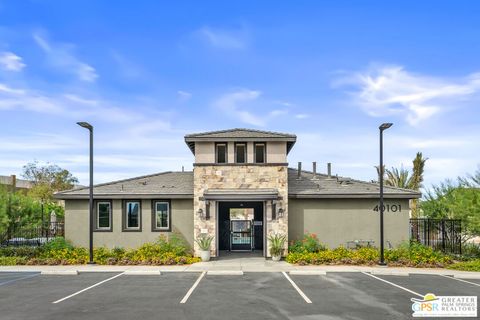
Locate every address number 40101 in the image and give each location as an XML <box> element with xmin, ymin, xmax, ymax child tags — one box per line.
<box><xmin>373</xmin><ymin>204</ymin><xmax>402</xmax><ymax>212</ymax></box>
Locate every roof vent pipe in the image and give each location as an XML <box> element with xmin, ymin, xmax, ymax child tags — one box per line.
<box><xmin>327</xmin><ymin>163</ymin><xmax>332</xmax><ymax>179</ymax></box>
<box><xmin>312</xmin><ymin>162</ymin><xmax>318</xmax><ymax>180</ymax></box>
<box><xmin>297</xmin><ymin>162</ymin><xmax>302</xmax><ymax>180</ymax></box>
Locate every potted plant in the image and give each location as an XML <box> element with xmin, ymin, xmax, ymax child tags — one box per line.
<box><xmin>195</xmin><ymin>234</ymin><xmax>214</xmax><ymax>262</ymax></box>
<box><xmin>267</xmin><ymin>233</ymin><xmax>286</xmax><ymax>261</ymax></box>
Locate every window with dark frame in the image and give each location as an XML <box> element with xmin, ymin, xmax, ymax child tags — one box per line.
<box><xmin>235</xmin><ymin>143</ymin><xmax>246</xmax><ymax>163</ymax></box>
<box><xmin>216</xmin><ymin>143</ymin><xmax>227</xmax><ymax>163</ymax></box>
<box><xmin>254</xmin><ymin>143</ymin><xmax>266</xmax><ymax>163</ymax></box>
<box><xmin>124</xmin><ymin>200</ymin><xmax>141</xmax><ymax>230</ymax></box>
<box><xmin>153</xmin><ymin>201</ymin><xmax>170</xmax><ymax>231</ymax></box>
<box><xmin>96</xmin><ymin>201</ymin><xmax>111</xmax><ymax>230</ymax></box>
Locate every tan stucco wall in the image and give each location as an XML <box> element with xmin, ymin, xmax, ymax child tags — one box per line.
<box><xmin>195</xmin><ymin>142</ymin><xmax>214</xmax><ymax>163</ymax></box>
<box><xmin>64</xmin><ymin>199</ymin><xmax>194</xmax><ymax>249</ymax></box>
<box><xmin>288</xmin><ymin>198</ymin><xmax>410</xmax><ymax>248</ymax></box>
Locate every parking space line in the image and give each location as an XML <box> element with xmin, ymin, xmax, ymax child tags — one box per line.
<box><xmin>0</xmin><ymin>273</ymin><xmax>40</xmax><ymax>287</ymax></box>
<box><xmin>361</xmin><ymin>272</ymin><xmax>423</xmax><ymax>297</ymax></box>
<box><xmin>282</xmin><ymin>271</ymin><xmax>312</xmax><ymax>304</ymax></box>
<box><xmin>52</xmin><ymin>272</ymin><xmax>124</xmax><ymax>304</ymax></box>
<box><xmin>180</xmin><ymin>271</ymin><xmax>206</xmax><ymax>304</ymax></box>
<box><xmin>438</xmin><ymin>274</ymin><xmax>480</xmax><ymax>287</ymax></box>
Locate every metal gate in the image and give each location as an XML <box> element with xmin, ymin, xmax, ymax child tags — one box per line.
<box><xmin>230</xmin><ymin>220</ymin><xmax>253</xmax><ymax>251</ymax></box>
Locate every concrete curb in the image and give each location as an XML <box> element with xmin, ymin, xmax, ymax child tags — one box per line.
<box><xmin>207</xmin><ymin>270</ymin><xmax>243</xmax><ymax>276</ymax></box>
<box><xmin>454</xmin><ymin>274</ymin><xmax>480</xmax><ymax>280</ymax></box>
<box><xmin>124</xmin><ymin>270</ymin><xmax>161</xmax><ymax>275</ymax></box>
<box><xmin>289</xmin><ymin>270</ymin><xmax>326</xmax><ymax>276</ymax></box>
<box><xmin>41</xmin><ymin>270</ymin><xmax>79</xmax><ymax>275</ymax></box>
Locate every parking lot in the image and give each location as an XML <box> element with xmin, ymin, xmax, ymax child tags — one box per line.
<box><xmin>0</xmin><ymin>271</ymin><xmax>478</xmax><ymax>319</ymax></box>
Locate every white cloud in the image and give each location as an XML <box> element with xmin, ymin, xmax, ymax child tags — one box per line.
<box><xmin>295</xmin><ymin>114</ymin><xmax>309</xmax><ymax>119</ymax></box>
<box><xmin>269</xmin><ymin>109</ymin><xmax>288</xmax><ymax>117</ymax></box>
<box><xmin>0</xmin><ymin>52</ymin><xmax>26</xmax><ymax>71</ymax></box>
<box><xmin>197</xmin><ymin>26</ymin><xmax>248</xmax><ymax>50</ymax></box>
<box><xmin>33</xmin><ymin>32</ymin><xmax>98</xmax><ymax>82</ymax></box>
<box><xmin>214</xmin><ymin>89</ymin><xmax>264</xmax><ymax>126</ymax></box>
<box><xmin>334</xmin><ymin>65</ymin><xmax>480</xmax><ymax>126</ymax></box>
<box><xmin>177</xmin><ymin>90</ymin><xmax>192</xmax><ymax>102</ymax></box>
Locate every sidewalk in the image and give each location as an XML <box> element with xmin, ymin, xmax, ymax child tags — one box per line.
<box><xmin>1</xmin><ymin>260</ymin><xmax>479</xmax><ymax>278</ymax></box>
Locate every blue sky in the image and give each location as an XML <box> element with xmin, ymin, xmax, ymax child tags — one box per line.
<box><xmin>0</xmin><ymin>1</ymin><xmax>479</xmax><ymax>188</ymax></box>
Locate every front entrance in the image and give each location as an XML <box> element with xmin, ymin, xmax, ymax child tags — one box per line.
<box><xmin>218</xmin><ymin>201</ymin><xmax>264</xmax><ymax>255</ymax></box>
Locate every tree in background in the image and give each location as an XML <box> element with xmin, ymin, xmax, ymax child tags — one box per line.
<box><xmin>421</xmin><ymin>167</ymin><xmax>480</xmax><ymax>242</ymax></box>
<box><xmin>375</xmin><ymin>152</ymin><xmax>427</xmax><ymax>217</ymax></box>
<box><xmin>22</xmin><ymin>161</ymin><xmax>79</xmax><ymax>202</ymax></box>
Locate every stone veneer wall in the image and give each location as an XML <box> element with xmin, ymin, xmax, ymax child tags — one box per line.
<box><xmin>193</xmin><ymin>165</ymin><xmax>288</xmax><ymax>257</ymax></box>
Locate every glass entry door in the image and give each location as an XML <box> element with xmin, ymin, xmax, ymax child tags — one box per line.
<box><xmin>230</xmin><ymin>220</ymin><xmax>253</xmax><ymax>251</ymax></box>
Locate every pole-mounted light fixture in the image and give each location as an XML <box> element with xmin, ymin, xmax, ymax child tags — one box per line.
<box><xmin>378</xmin><ymin>122</ymin><xmax>393</xmax><ymax>266</ymax></box>
<box><xmin>77</xmin><ymin>121</ymin><xmax>94</xmax><ymax>265</ymax></box>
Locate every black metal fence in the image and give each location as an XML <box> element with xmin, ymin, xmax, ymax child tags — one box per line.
<box><xmin>1</xmin><ymin>222</ymin><xmax>64</xmax><ymax>246</ymax></box>
<box><xmin>409</xmin><ymin>218</ymin><xmax>462</xmax><ymax>254</ymax></box>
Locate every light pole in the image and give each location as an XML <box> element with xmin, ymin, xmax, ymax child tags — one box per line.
<box><xmin>379</xmin><ymin>122</ymin><xmax>392</xmax><ymax>266</ymax></box>
<box><xmin>77</xmin><ymin>122</ymin><xmax>95</xmax><ymax>264</ymax></box>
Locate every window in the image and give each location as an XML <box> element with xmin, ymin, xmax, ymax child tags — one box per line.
<box><xmin>216</xmin><ymin>143</ymin><xmax>227</xmax><ymax>163</ymax></box>
<box><xmin>235</xmin><ymin>143</ymin><xmax>246</xmax><ymax>163</ymax></box>
<box><xmin>95</xmin><ymin>201</ymin><xmax>112</xmax><ymax>231</ymax></box>
<box><xmin>152</xmin><ymin>200</ymin><xmax>170</xmax><ymax>231</ymax></box>
<box><xmin>123</xmin><ymin>200</ymin><xmax>141</xmax><ymax>231</ymax></box>
<box><xmin>254</xmin><ymin>143</ymin><xmax>266</xmax><ymax>163</ymax></box>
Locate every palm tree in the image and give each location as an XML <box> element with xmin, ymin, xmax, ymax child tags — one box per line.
<box><xmin>375</xmin><ymin>152</ymin><xmax>428</xmax><ymax>218</ymax></box>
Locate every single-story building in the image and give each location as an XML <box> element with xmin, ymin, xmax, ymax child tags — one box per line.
<box><xmin>55</xmin><ymin>128</ymin><xmax>421</xmax><ymax>258</ymax></box>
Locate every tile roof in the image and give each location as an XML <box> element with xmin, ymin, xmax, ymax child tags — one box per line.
<box><xmin>288</xmin><ymin>168</ymin><xmax>421</xmax><ymax>199</ymax></box>
<box><xmin>55</xmin><ymin>169</ymin><xmax>421</xmax><ymax>199</ymax></box>
<box><xmin>54</xmin><ymin>171</ymin><xmax>193</xmax><ymax>199</ymax></box>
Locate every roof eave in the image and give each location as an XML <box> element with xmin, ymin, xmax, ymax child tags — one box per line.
<box><xmin>54</xmin><ymin>193</ymin><xmax>194</xmax><ymax>200</ymax></box>
<box><xmin>288</xmin><ymin>192</ymin><xmax>422</xmax><ymax>199</ymax></box>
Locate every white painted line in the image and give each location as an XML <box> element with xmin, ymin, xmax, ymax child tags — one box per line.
<box><xmin>371</xmin><ymin>271</ymin><xmax>409</xmax><ymax>276</ymax></box>
<box><xmin>41</xmin><ymin>270</ymin><xmax>79</xmax><ymax>275</ymax></box>
<box><xmin>438</xmin><ymin>274</ymin><xmax>480</xmax><ymax>287</ymax></box>
<box><xmin>124</xmin><ymin>270</ymin><xmax>161</xmax><ymax>275</ymax></box>
<box><xmin>289</xmin><ymin>270</ymin><xmax>326</xmax><ymax>276</ymax></box>
<box><xmin>0</xmin><ymin>273</ymin><xmax>40</xmax><ymax>286</ymax></box>
<box><xmin>207</xmin><ymin>270</ymin><xmax>243</xmax><ymax>276</ymax></box>
<box><xmin>180</xmin><ymin>271</ymin><xmax>206</xmax><ymax>304</ymax></box>
<box><xmin>361</xmin><ymin>272</ymin><xmax>423</xmax><ymax>297</ymax></box>
<box><xmin>52</xmin><ymin>272</ymin><xmax>124</xmax><ymax>304</ymax></box>
<box><xmin>282</xmin><ymin>271</ymin><xmax>312</xmax><ymax>304</ymax></box>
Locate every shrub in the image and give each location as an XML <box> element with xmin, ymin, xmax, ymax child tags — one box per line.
<box><xmin>447</xmin><ymin>259</ymin><xmax>480</xmax><ymax>272</ymax></box>
<box><xmin>0</xmin><ymin>246</ymin><xmax>41</xmax><ymax>258</ymax></box>
<box><xmin>286</xmin><ymin>242</ymin><xmax>453</xmax><ymax>267</ymax></box>
<box><xmin>0</xmin><ymin>256</ymin><xmax>27</xmax><ymax>265</ymax></box>
<box><xmin>289</xmin><ymin>233</ymin><xmax>326</xmax><ymax>253</ymax></box>
<box><xmin>42</xmin><ymin>237</ymin><xmax>73</xmax><ymax>251</ymax></box>
<box><xmin>461</xmin><ymin>243</ymin><xmax>480</xmax><ymax>260</ymax></box>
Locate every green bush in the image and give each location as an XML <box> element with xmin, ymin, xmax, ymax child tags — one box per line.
<box><xmin>461</xmin><ymin>243</ymin><xmax>480</xmax><ymax>260</ymax></box>
<box><xmin>286</xmin><ymin>241</ymin><xmax>453</xmax><ymax>267</ymax></box>
<box><xmin>0</xmin><ymin>256</ymin><xmax>27</xmax><ymax>265</ymax></box>
<box><xmin>288</xmin><ymin>233</ymin><xmax>326</xmax><ymax>253</ymax></box>
<box><xmin>0</xmin><ymin>246</ymin><xmax>41</xmax><ymax>258</ymax></box>
<box><xmin>447</xmin><ymin>259</ymin><xmax>480</xmax><ymax>272</ymax></box>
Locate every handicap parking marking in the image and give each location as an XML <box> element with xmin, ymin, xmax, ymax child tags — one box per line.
<box><xmin>282</xmin><ymin>271</ymin><xmax>312</xmax><ymax>303</ymax></box>
<box><xmin>361</xmin><ymin>272</ymin><xmax>424</xmax><ymax>298</ymax></box>
<box><xmin>0</xmin><ymin>272</ymin><xmax>40</xmax><ymax>287</ymax></box>
<box><xmin>437</xmin><ymin>274</ymin><xmax>480</xmax><ymax>288</ymax></box>
<box><xmin>180</xmin><ymin>271</ymin><xmax>206</xmax><ymax>304</ymax></box>
<box><xmin>52</xmin><ymin>272</ymin><xmax>125</xmax><ymax>304</ymax></box>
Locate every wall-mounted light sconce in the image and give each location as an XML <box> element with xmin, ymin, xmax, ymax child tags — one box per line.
<box><xmin>277</xmin><ymin>207</ymin><xmax>285</xmax><ymax>219</ymax></box>
<box><xmin>198</xmin><ymin>208</ymin><xmax>206</xmax><ymax>220</ymax></box>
